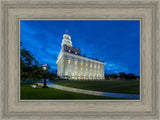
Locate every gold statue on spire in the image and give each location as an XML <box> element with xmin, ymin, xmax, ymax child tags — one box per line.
<box><xmin>66</xmin><ymin>29</ymin><xmax>68</xmax><ymax>34</ymax></box>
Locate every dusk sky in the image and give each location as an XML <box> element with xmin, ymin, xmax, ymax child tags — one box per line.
<box><xmin>20</xmin><ymin>20</ymin><xmax>140</xmax><ymax>75</ymax></box>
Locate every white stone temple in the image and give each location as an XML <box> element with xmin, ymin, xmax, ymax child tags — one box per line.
<box><xmin>56</xmin><ymin>30</ymin><xmax>106</xmax><ymax>80</ymax></box>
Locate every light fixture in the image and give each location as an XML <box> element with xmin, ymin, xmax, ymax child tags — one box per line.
<box><xmin>43</xmin><ymin>64</ymin><xmax>47</xmax><ymax>70</ymax></box>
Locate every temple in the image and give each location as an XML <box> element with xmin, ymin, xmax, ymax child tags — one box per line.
<box><xmin>56</xmin><ymin>30</ymin><xmax>106</xmax><ymax>80</ymax></box>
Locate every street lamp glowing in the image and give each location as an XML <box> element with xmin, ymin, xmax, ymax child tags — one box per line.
<box><xmin>43</xmin><ymin>66</ymin><xmax>47</xmax><ymax>70</ymax></box>
<box><xmin>43</xmin><ymin>64</ymin><xmax>47</xmax><ymax>70</ymax></box>
<box><xmin>42</xmin><ymin>64</ymin><xmax>48</xmax><ymax>88</ymax></box>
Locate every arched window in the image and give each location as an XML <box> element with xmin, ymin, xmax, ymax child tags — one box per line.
<box><xmin>90</xmin><ymin>64</ymin><xmax>92</xmax><ymax>68</ymax></box>
<box><xmin>98</xmin><ymin>65</ymin><xmax>100</xmax><ymax>69</ymax></box>
<box><xmin>75</xmin><ymin>72</ymin><xmax>77</xmax><ymax>76</ymax></box>
<box><xmin>68</xmin><ymin>60</ymin><xmax>71</xmax><ymax>64</ymax></box>
<box><xmin>75</xmin><ymin>61</ymin><xmax>77</xmax><ymax>65</ymax></box>
<box><xmin>81</xmin><ymin>72</ymin><xmax>83</xmax><ymax>76</ymax></box>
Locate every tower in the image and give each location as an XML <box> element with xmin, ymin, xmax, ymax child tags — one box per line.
<box><xmin>61</xmin><ymin>29</ymin><xmax>72</xmax><ymax>47</ymax></box>
<box><xmin>56</xmin><ymin>29</ymin><xmax>105</xmax><ymax>80</ymax></box>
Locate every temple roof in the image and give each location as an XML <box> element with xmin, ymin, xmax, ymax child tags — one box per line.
<box><xmin>62</xmin><ymin>45</ymin><xmax>104</xmax><ymax>63</ymax></box>
<box><xmin>60</xmin><ymin>30</ymin><xmax>104</xmax><ymax>63</ymax></box>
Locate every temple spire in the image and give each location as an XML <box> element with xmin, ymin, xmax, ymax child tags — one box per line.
<box><xmin>61</xmin><ymin>29</ymin><xmax>72</xmax><ymax>47</ymax></box>
<box><xmin>66</xmin><ymin>29</ymin><xmax>68</xmax><ymax>34</ymax></box>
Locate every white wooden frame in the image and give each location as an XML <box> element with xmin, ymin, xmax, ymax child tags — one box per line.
<box><xmin>0</xmin><ymin>0</ymin><xmax>159</xmax><ymax>119</ymax></box>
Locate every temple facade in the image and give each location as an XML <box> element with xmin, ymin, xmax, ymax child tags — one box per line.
<box><xmin>56</xmin><ymin>30</ymin><xmax>106</xmax><ymax>80</ymax></box>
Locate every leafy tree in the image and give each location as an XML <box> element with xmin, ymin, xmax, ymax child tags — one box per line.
<box><xmin>104</xmin><ymin>74</ymin><xmax>109</xmax><ymax>80</ymax></box>
<box><xmin>109</xmin><ymin>74</ymin><xmax>118</xmax><ymax>79</ymax></box>
<box><xmin>20</xmin><ymin>44</ymin><xmax>42</xmax><ymax>83</ymax></box>
<box><xmin>47</xmin><ymin>71</ymin><xmax>57</xmax><ymax>80</ymax></box>
<box><xmin>126</xmin><ymin>73</ymin><xmax>136</xmax><ymax>80</ymax></box>
<box><xmin>119</xmin><ymin>72</ymin><xmax>126</xmax><ymax>79</ymax></box>
<box><xmin>20</xmin><ymin>43</ymin><xmax>58</xmax><ymax>83</ymax></box>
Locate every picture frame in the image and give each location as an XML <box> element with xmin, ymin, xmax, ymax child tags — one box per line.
<box><xmin>0</xmin><ymin>0</ymin><xmax>159</xmax><ymax>119</ymax></box>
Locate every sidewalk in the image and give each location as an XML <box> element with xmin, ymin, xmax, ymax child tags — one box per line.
<box><xmin>46</xmin><ymin>80</ymin><xmax>140</xmax><ymax>99</ymax></box>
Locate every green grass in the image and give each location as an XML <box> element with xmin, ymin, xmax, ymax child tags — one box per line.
<box><xmin>20</xmin><ymin>83</ymin><xmax>123</xmax><ymax>100</ymax></box>
<box><xmin>53</xmin><ymin>80</ymin><xmax>140</xmax><ymax>94</ymax></box>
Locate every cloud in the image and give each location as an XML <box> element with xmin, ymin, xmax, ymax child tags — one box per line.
<box><xmin>20</xmin><ymin>20</ymin><xmax>140</xmax><ymax>75</ymax></box>
<box><xmin>106</xmin><ymin>62</ymin><xmax>128</xmax><ymax>74</ymax></box>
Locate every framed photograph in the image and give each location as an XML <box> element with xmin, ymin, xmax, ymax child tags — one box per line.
<box><xmin>0</xmin><ymin>0</ymin><xmax>159</xmax><ymax>119</ymax></box>
<box><xmin>20</xmin><ymin>20</ymin><xmax>140</xmax><ymax>100</ymax></box>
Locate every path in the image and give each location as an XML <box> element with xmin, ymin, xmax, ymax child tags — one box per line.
<box><xmin>46</xmin><ymin>80</ymin><xmax>140</xmax><ymax>99</ymax></box>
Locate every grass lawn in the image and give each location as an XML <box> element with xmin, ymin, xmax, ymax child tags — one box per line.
<box><xmin>53</xmin><ymin>80</ymin><xmax>140</xmax><ymax>94</ymax></box>
<box><xmin>21</xmin><ymin>83</ymin><xmax>124</xmax><ymax>100</ymax></box>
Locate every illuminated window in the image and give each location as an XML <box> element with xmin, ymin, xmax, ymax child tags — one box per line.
<box><xmin>90</xmin><ymin>64</ymin><xmax>92</xmax><ymax>68</ymax></box>
<box><xmin>68</xmin><ymin>60</ymin><xmax>71</xmax><ymax>64</ymax></box>
<box><xmin>75</xmin><ymin>72</ymin><xmax>77</xmax><ymax>76</ymax></box>
<box><xmin>75</xmin><ymin>61</ymin><xmax>77</xmax><ymax>65</ymax></box>
<box><xmin>86</xmin><ymin>64</ymin><xmax>88</xmax><ymax>67</ymax></box>
<box><xmin>81</xmin><ymin>62</ymin><xmax>83</xmax><ymax>66</ymax></box>
<box><xmin>68</xmin><ymin>50</ymin><xmax>71</xmax><ymax>52</ymax></box>
<box><xmin>81</xmin><ymin>68</ymin><xmax>83</xmax><ymax>70</ymax></box>
<box><xmin>98</xmin><ymin>66</ymin><xmax>100</xmax><ymax>69</ymax></box>
<box><xmin>86</xmin><ymin>73</ymin><xmax>88</xmax><ymax>76</ymax></box>
<box><xmin>94</xmin><ymin>65</ymin><xmax>96</xmax><ymax>68</ymax></box>
<box><xmin>81</xmin><ymin>72</ymin><xmax>83</xmax><ymax>76</ymax></box>
<box><xmin>75</xmin><ymin>67</ymin><xmax>77</xmax><ymax>69</ymax></box>
<box><xmin>75</xmin><ymin>52</ymin><xmax>77</xmax><ymax>54</ymax></box>
<box><xmin>86</xmin><ymin>69</ymin><xmax>88</xmax><ymax>71</ymax></box>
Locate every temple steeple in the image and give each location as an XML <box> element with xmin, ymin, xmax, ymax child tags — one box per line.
<box><xmin>61</xmin><ymin>30</ymin><xmax>72</xmax><ymax>47</ymax></box>
<box><xmin>66</xmin><ymin>29</ymin><xmax>68</xmax><ymax>34</ymax></box>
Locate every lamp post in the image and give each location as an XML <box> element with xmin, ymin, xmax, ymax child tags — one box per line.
<box><xmin>42</xmin><ymin>64</ymin><xmax>48</xmax><ymax>88</ymax></box>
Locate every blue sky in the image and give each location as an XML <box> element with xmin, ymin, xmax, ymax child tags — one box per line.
<box><xmin>20</xmin><ymin>20</ymin><xmax>140</xmax><ymax>75</ymax></box>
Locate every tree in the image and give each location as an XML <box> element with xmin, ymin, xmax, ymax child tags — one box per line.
<box><xmin>126</xmin><ymin>73</ymin><xmax>136</xmax><ymax>80</ymax></box>
<box><xmin>20</xmin><ymin>42</ymin><xmax>59</xmax><ymax>84</ymax></box>
<box><xmin>20</xmin><ymin>46</ymin><xmax>41</xmax><ymax>83</ymax></box>
<box><xmin>109</xmin><ymin>74</ymin><xmax>118</xmax><ymax>79</ymax></box>
<box><xmin>47</xmin><ymin>71</ymin><xmax>58</xmax><ymax>80</ymax></box>
<box><xmin>104</xmin><ymin>74</ymin><xmax>109</xmax><ymax>80</ymax></box>
<box><xmin>21</xmin><ymin>48</ymin><xmax>36</xmax><ymax>66</ymax></box>
<box><xmin>119</xmin><ymin>72</ymin><xmax>126</xmax><ymax>79</ymax></box>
